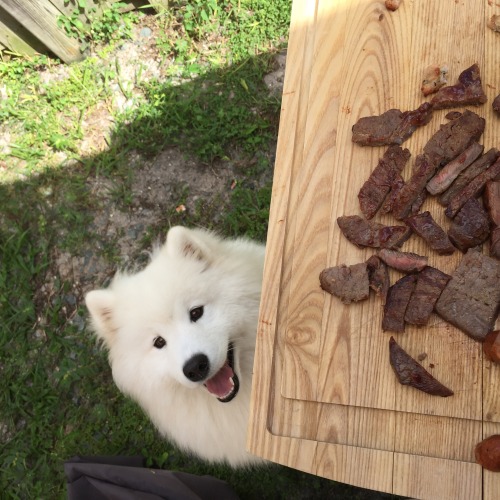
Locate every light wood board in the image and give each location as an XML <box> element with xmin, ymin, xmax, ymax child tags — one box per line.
<box><xmin>247</xmin><ymin>1</ymin><xmax>500</xmax><ymax>499</ymax></box>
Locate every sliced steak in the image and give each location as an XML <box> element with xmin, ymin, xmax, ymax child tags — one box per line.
<box><xmin>352</xmin><ymin>102</ymin><xmax>433</xmax><ymax>146</ymax></box>
<box><xmin>392</xmin><ymin>154</ymin><xmax>437</xmax><ymax>220</ymax></box>
<box><xmin>445</xmin><ymin>158</ymin><xmax>500</xmax><ymax>218</ymax></box>
<box><xmin>426</xmin><ymin>142</ymin><xmax>484</xmax><ymax>195</ymax></box>
<box><xmin>358</xmin><ymin>146</ymin><xmax>411</xmax><ymax>219</ymax></box>
<box><xmin>319</xmin><ymin>263</ymin><xmax>369</xmax><ymax>304</ymax></box>
<box><xmin>405</xmin><ymin>211</ymin><xmax>455</xmax><ymax>255</ymax></box>
<box><xmin>445</xmin><ymin>111</ymin><xmax>462</xmax><ymax>121</ymax></box>
<box><xmin>491</xmin><ymin>226</ymin><xmax>500</xmax><ymax>259</ymax></box>
<box><xmin>485</xmin><ymin>180</ymin><xmax>500</xmax><ymax>259</ymax></box>
<box><xmin>366</xmin><ymin>255</ymin><xmax>390</xmax><ymax>304</ymax></box>
<box><xmin>405</xmin><ymin>266</ymin><xmax>451</xmax><ymax>326</ymax></box>
<box><xmin>337</xmin><ymin>215</ymin><xmax>412</xmax><ymax>249</ymax></box>
<box><xmin>435</xmin><ymin>250</ymin><xmax>500</xmax><ymax>341</ymax></box>
<box><xmin>389</xmin><ymin>336</ymin><xmax>454</xmax><ymax>397</ymax></box>
<box><xmin>423</xmin><ymin>110</ymin><xmax>485</xmax><ymax>168</ymax></box>
<box><xmin>448</xmin><ymin>198</ymin><xmax>490</xmax><ymax>252</ymax></box>
<box><xmin>493</xmin><ymin>93</ymin><xmax>500</xmax><ymax>115</ymax></box>
<box><xmin>430</xmin><ymin>64</ymin><xmax>487</xmax><ymax>109</ymax></box>
<box><xmin>382</xmin><ymin>274</ymin><xmax>417</xmax><ymax>332</ymax></box>
<box><xmin>380</xmin><ymin>173</ymin><xmax>405</xmax><ymax>214</ymax></box>
<box><xmin>439</xmin><ymin>148</ymin><xmax>500</xmax><ymax>206</ymax></box>
<box><xmin>378</xmin><ymin>248</ymin><xmax>428</xmax><ymax>273</ymax></box>
<box><xmin>484</xmin><ymin>180</ymin><xmax>500</xmax><ymax>226</ymax></box>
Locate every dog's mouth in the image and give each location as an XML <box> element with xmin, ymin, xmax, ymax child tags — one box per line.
<box><xmin>204</xmin><ymin>342</ymin><xmax>239</xmax><ymax>403</ymax></box>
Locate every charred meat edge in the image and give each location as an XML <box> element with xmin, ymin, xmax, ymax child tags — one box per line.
<box><xmin>389</xmin><ymin>336</ymin><xmax>454</xmax><ymax>397</ymax></box>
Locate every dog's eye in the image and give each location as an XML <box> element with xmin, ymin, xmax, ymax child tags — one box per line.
<box><xmin>153</xmin><ymin>336</ymin><xmax>166</xmax><ymax>349</ymax></box>
<box><xmin>189</xmin><ymin>306</ymin><xmax>204</xmax><ymax>323</ymax></box>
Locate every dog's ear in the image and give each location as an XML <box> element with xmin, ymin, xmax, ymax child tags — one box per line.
<box><xmin>164</xmin><ymin>226</ymin><xmax>213</xmax><ymax>264</ymax></box>
<box><xmin>85</xmin><ymin>289</ymin><xmax>117</xmax><ymax>345</ymax></box>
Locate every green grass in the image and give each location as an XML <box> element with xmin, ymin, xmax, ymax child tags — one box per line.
<box><xmin>0</xmin><ymin>2</ymin><xmax>402</xmax><ymax>498</ymax></box>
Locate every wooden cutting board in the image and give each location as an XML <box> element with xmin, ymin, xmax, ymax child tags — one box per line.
<box><xmin>247</xmin><ymin>1</ymin><xmax>500</xmax><ymax>499</ymax></box>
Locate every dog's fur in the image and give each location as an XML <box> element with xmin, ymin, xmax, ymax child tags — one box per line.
<box><xmin>85</xmin><ymin>226</ymin><xmax>266</xmax><ymax>466</ymax></box>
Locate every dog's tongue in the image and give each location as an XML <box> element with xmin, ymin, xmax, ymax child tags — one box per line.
<box><xmin>205</xmin><ymin>361</ymin><xmax>234</xmax><ymax>398</ymax></box>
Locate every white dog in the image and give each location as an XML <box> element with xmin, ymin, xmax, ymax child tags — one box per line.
<box><xmin>85</xmin><ymin>226</ymin><xmax>266</xmax><ymax>466</ymax></box>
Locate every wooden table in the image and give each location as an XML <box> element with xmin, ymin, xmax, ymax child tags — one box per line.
<box><xmin>247</xmin><ymin>1</ymin><xmax>500</xmax><ymax>498</ymax></box>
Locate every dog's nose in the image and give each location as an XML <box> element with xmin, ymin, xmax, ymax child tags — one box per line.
<box><xmin>183</xmin><ymin>353</ymin><xmax>210</xmax><ymax>382</ymax></box>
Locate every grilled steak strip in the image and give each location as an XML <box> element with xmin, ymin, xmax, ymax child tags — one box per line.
<box><xmin>430</xmin><ymin>64</ymin><xmax>487</xmax><ymax>109</ymax></box>
<box><xmin>426</xmin><ymin>142</ymin><xmax>484</xmax><ymax>195</ymax></box>
<box><xmin>337</xmin><ymin>215</ymin><xmax>412</xmax><ymax>249</ymax></box>
<box><xmin>392</xmin><ymin>154</ymin><xmax>437</xmax><ymax>220</ymax></box>
<box><xmin>405</xmin><ymin>267</ymin><xmax>451</xmax><ymax>326</ymax></box>
<box><xmin>352</xmin><ymin>102</ymin><xmax>433</xmax><ymax>146</ymax></box>
<box><xmin>382</xmin><ymin>274</ymin><xmax>417</xmax><ymax>333</ymax></box>
<box><xmin>485</xmin><ymin>180</ymin><xmax>500</xmax><ymax>259</ymax></box>
<box><xmin>358</xmin><ymin>146</ymin><xmax>411</xmax><ymax>219</ymax></box>
<box><xmin>492</xmin><ymin>93</ymin><xmax>500</xmax><ymax>115</ymax></box>
<box><xmin>378</xmin><ymin>249</ymin><xmax>428</xmax><ymax>273</ymax></box>
<box><xmin>389</xmin><ymin>336</ymin><xmax>454</xmax><ymax>397</ymax></box>
<box><xmin>445</xmin><ymin>158</ymin><xmax>500</xmax><ymax>218</ymax></box>
<box><xmin>491</xmin><ymin>227</ymin><xmax>500</xmax><ymax>259</ymax></box>
<box><xmin>423</xmin><ymin>110</ymin><xmax>486</xmax><ymax>168</ymax></box>
<box><xmin>405</xmin><ymin>211</ymin><xmax>455</xmax><ymax>255</ymax></box>
<box><xmin>448</xmin><ymin>198</ymin><xmax>490</xmax><ymax>252</ymax></box>
<box><xmin>319</xmin><ymin>263</ymin><xmax>369</xmax><ymax>304</ymax></box>
<box><xmin>439</xmin><ymin>148</ymin><xmax>500</xmax><ymax>206</ymax></box>
<box><xmin>366</xmin><ymin>255</ymin><xmax>390</xmax><ymax>304</ymax></box>
<box><xmin>484</xmin><ymin>180</ymin><xmax>500</xmax><ymax>226</ymax></box>
<box><xmin>435</xmin><ymin>250</ymin><xmax>500</xmax><ymax>341</ymax></box>
<box><xmin>381</xmin><ymin>174</ymin><xmax>405</xmax><ymax>214</ymax></box>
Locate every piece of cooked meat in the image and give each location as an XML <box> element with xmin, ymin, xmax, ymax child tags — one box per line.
<box><xmin>352</xmin><ymin>102</ymin><xmax>433</xmax><ymax>146</ymax></box>
<box><xmin>366</xmin><ymin>255</ymin><xmax>390</xmax><ymax>304</ymax></box>
<box><xmin>423</xmin><ymin>110</ymin><xmax>486</xmax><ymax>168</ymax></box>
<box><xmin>448</xmin><ymin>198</ymin><xmax>490</xmax><ymax>252</ymax></box>
<box><xmin>494</xmin><ymin>94</ymin><xmax>500</xmax><ymax>115</ymax></box>
<box><xmin>382</xmin><ymin>274</ymin><xmax>417</xmax><ymax>333</ymax></box>
<box><xmin>385</xmin><ymin>0</ymin><xmax>401</xmax><ymax>11</ymax></box>
<box><xmin>405</xmin><ymin>266</ymin><xmax>451</xmax><ymax>326</ymax></box>
<box><xmin>430</xmin><ymin>64</ymin><xmax>487</xmax><ymax>109</ymax></box>
<box><xmin>435</xmin><ymin>250</ymin><xmax>500</xmax><ymax>341</ymax></box>
<box><xmin>381</xmin><ymin>174</ymin><xmax>406</xmax><ymax>215</ymax></box>
<box><xmin>392</xmin><ymin>154</ymin><xmax>437</xmax><ymax>220</ymax></box>
<box><xmin>439</xmin><ymin>148</ymin><xmax>500</xmax><ymax>206</ymax></box>
<box><xmin>491</xmin><ymin>227</ymin><xmax>500</xmax><ymax>259</ymax></box>
<box><xmin>445</xmin><ymin>111</ymin><xmax>462</xmax><ymax>121</ymax></box>
<box><xmin>445</xmin><ymin>158</ymin><xmax>500</xmax><ymax>218</ymax></box>
<box><xmin>319</xmin><ymin>263</ymin><xmax>369</xmax><ymax>304</ymax></box>
<box><xmin>337</xmin><ymin>215</ymin><xmax>412</xmax><ymax>249</ymax></box>
<box><xmin>426</xmin><ymin>142</ymin><xmax>484</xmax><ymax>195</ymax></box>
<box><xmin>405</xmin><ymin>211</ymin><xmax>455</xmax><ymax>255</ymax></box>
<box><xmin>485</xmin><ymin>180</ymin><xmax>500</xmax><ymax>226</ymax></box>
<box><xmin>378</xmin><ymin>248</ymin><xmax>428</xmax><ymax>273</ymax></box>
<box><xmin>358</xmin><ymin>146</ymin><xmax>411</xmax><ymax>219</ymax></box>
<box><xmin>389</xmin><ymin>336</ymin><xmax>454</xmax><ymax>397</ymax></box>
<box><xmin>421</xmin><ymin>64</ymin><xmax>448</xmax><ymax>97</ymax></box>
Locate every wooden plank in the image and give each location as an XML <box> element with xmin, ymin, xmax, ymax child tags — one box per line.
<box><xmin>0</xmin><ymin>6</ymin><xmax>47</xmax><ymax>56</ymax></box>
<box><xmin>392</xmin><ymin>454</ymin><xmax>482</xmax><ymax>500</ymax></box>
<box><xmin>246</xmin><ymin>0</ymin><xmax>318</xmax><ymax>462</ymax></box>
<box><xmin>0</xmin><ymin>19</ymin><xmax>37</xmax><ymax>56</ymax></box>
<box><xmin>3</xmin><ymin>0</ymin><xmax>83</xmax><ymax>63</ymax></box>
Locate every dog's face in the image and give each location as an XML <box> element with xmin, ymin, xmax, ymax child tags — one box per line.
<box><xmin>85</xmin><ymin>227</ymin><xmax>244</xmax><ymax>403</ymax></box>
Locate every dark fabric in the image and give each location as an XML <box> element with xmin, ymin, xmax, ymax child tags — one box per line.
<box><xmin>64</xmin><ymin>456</ymin><xmax>240</xmax><ymax>500</ymax></box>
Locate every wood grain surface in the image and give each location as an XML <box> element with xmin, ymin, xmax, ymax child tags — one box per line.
<box><xmin>247</xmin><ymin>1</ymin><xmax>500</xmax><ymax>499</ymax></box>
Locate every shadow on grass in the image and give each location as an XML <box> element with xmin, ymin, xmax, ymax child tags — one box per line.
<box><xmin>0</xmin><ymin>52</ymin><xmax>402</xmax><ymax>499</ymax></box>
